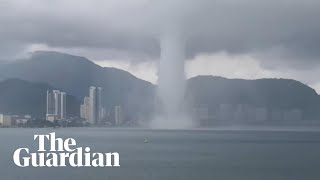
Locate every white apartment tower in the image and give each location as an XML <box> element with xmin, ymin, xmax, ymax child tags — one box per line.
<box><xmin>46</xmin><ymin>90</ymin><xmax>66</xmax><ymax>121</ymax></box>
<box><xmin>88</xmin><ymin>86</ymin><xmax>103</xmax><ymax>125</ymax></box>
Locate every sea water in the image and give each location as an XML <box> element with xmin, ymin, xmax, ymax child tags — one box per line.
<box><xmin>1</xmin><ymin>127</ymin><xmax>320</xmax><ymax>180</ymax></box>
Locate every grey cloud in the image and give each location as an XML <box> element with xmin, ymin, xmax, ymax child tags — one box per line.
<box><xmin>1</xmin><ymin>0</ymin><xmax>320</xmax><ymax>68</ymax></box>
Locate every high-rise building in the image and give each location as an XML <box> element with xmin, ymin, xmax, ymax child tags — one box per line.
<box><xmin>46</xmin><ymin>90</ymin><xmax>67</xmax><ymax>121</ymax></box>
<box><xmin>80</xmin><ymin>96</ymin><xmax>90</xmax><ymax>121</ymax></box>
<box><xmin>59</xmin><ymin>92</ymin><xmax>67</xmax><ymax>119</ymax></box>
<box><xmin>114</xmin><ymin>106</ymin><xmax>123</xmax><ymax>126</ymax></box>
<box><xmin>88</xmin><ymin>86</ymin><xmax>103</xmax><ymax>125</ymax></box>
<box><xmin>97</xmin><ymin>87</ymin><xmax>102</xmax><ymax>123</ymax></box>
<box><xmin>47</xmin><ymin>91</ymin><xmax>56</xmax><ymax>116</ymax></box>
<box><xmin>80</xmin><ymin>104</ymin><xmax>86</xmax><ymax>119</ymax></box>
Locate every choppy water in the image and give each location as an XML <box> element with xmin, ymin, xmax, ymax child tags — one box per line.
<box><xmin>1</xmin><ymin>127</ymin><xmax>320</xmax><ymax>180</ymax></box>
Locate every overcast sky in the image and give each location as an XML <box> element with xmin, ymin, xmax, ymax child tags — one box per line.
<box><xmin>1</xmin><ymin>0</ymin><xmax>320</xmax><ymax>92</ymax></box>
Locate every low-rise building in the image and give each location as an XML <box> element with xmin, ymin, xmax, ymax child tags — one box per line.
<box><xmin>16</xmin><ymin>119</ymin><xmax>29</xmax><ymax>126</ymax></box>
<box><xmin>46</xmin><ymin>114</ymin><xmax>59</xmax><ymax>123</ymax></box>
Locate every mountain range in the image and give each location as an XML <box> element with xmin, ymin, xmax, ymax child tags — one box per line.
<box><xmin>187</xmin><ymin>76</ymin><xmax>320</xmax><ymax>120</ymax></box>
<box><xmin>0</xmin><ymin>51</ymin><xmax>155</xmax><ymax>121</ymax></box>
<box><xmin>0</xmin><ymin>51</ymin><xmax>319</xmax><ymax>120</ymax></box>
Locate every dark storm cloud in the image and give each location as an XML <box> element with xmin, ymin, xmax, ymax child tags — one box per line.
<box><xmin>1</xmin><ymin>0</ymin><xmax>320</xmax><ymax>68</ymax></box>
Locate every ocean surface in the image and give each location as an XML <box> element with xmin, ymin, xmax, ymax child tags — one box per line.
<box><xmin>1</xmin><ymin>127</ymin><xmax>320</xmax><ymax>180</ymax></box>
